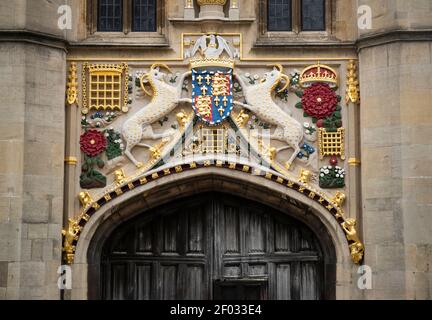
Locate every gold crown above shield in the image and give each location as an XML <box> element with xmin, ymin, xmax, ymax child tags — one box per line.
<box><xmin>299</xmin><ymin>63</ymin><xmax>338</xmax><ymax>87</ymax></box>
<box><xmin>190</xmin><ymin>57</ymin><xmax>235</xmax><ymax>69</ymax></box>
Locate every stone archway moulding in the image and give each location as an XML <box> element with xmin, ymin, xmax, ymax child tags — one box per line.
<box><xmin>64</xmin><ymin>157</ymin><xmax>364</xmax><ymax>267</ymax></box>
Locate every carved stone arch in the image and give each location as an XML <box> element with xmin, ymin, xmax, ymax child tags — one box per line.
<box><xmin>71</xmin><ymin>167</ymin><xmax>353</xmax><ymax>300</ymax></box>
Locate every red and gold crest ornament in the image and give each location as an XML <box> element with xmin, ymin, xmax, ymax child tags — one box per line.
<box><xmin>302</xmin><ymin>83</ymin><xmax>338</xmax><ymax>119</ymax></box>
<box><xmin>80</xmin><ymin>130</ymin><xmax>107</xmax><ymax>157</ymax></box>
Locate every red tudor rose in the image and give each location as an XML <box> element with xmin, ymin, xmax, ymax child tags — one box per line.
<box><xmin>301</xmin><ymin>83</ymin><xmax>338</xmax><ymax>119</ymax></box>
<box><xmin>80</xmin><ymin>130</ymin><xmax>107</xmax><ymax>157</ymax></box>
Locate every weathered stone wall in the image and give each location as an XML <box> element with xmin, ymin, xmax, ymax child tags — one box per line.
<box><xmin>358</xmin><ymin>0</ymin><xmax>432</xmax><ymax>299</ymax></box>
<box><xmin>0</xmin><ymin>0</ymin><xmax>66</xmax><ymax>299</ymax></box>
<box><xmin>359</xmin><ymin>41</ymin><xmax>432</xmax><ymax>299</ymax></box>
<box><xmin>0</xmin><ymin>42</ymin><xmax>66</xmax><ymax>299</ymax></box>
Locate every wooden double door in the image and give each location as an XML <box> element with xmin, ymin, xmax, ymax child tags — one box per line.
<box><xmin>101</xmin><ymin>193</ymin><xmax>324</xmax><ymax>300</ymax></box>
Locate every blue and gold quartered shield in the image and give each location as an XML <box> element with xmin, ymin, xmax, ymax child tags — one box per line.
<box><xmin>192</xmin><ymin>69</ymin><xmax>233</xmax><ymax>125</ymax></box>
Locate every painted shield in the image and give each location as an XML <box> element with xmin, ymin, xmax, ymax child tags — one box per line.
<box><xmin>192</xmin><ymin>69</ymin><xmax>233</xmax><ymax>125</ymax></box>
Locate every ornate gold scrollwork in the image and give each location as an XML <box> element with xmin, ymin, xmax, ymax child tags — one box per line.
<box><xmin>114</xmin><ymin>169</ymin><xmax>127</xmax><ymax>185</ymax></box>
<box><xmin>268</xmin><ymin>147</ymin><xmax>277</xmax><ymax>162</ymax></box>
<box><xmin>298</xmin><ymin>169</ymin><xmax>312</xmax><ymax>184</ymax></box>
<box><xmin>150</xmin><ymin>139</ymin><xmax>169</xmax><ymax>160</ymax></box>
<box><xmin>66</xmin><ymin>62</ymin><xmax>78</xmax><ymax>105</ymax></box>
<box><xmin>341</xmin><ymin>218</ymin><xmax>364</xmax><ymax>264</ymax></box>
<box><xmin>62</xmin><ymin>218</ymin><xmax>81</xmax><ymax>264</ymax></box>
<box><xmin>235</xmin><ymin>109</ymin><xmax>250</xmax><ymax>128</ymax></box>
<box><xmin>176</xmin><ymin>110</ymin><xmax>190</xmax><ymax>129</ymax></box>
<box><xmin>331</xmin><ymin>191</ymin><xmax>346</xmax><ymax>208</ymax></box>
<box><xmin>78</xmin><ymin>191</ymin><xmax>93</xmax><ymax>208</ymax></box>
<box><xmin>346</xmin><ymin>60</ymin><xmax>360</xmax><ymax>104</ymax></box>
<box><xmin>79</xmin><ymin>191</ymin><xmax>100</xmax><ymax>210</ymax></box>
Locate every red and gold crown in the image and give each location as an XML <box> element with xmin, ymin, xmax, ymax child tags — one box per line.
<box><xmin>299</xmin><ymin>63</ymin><xmax>338</xmax><ymax>88</ymax></box>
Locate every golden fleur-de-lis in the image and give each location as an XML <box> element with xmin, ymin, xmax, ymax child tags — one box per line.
<box><xmin>200</xmin><ymin>86</ymin><xmax>208</xmax><ymax>95</ymax></box>
<box><xmin>205</xmin><ymin>74</ymin><xmax>212</xmax><ymax>85</ymax></box>
<box><xmin>222</xmin><ymin>96</ymin><xmax>228</xmax><ymax>106</ymax></box>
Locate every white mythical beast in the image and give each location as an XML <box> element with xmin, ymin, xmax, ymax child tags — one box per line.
<box><xmin>122</xmin><ymin>64</ymin><xmax>191</xmax><ymax>168</ymax></box>
<box><xmin>233</xmin><ymin>65</ymin><xmax>305</xmax><ymax>169</ymax></box>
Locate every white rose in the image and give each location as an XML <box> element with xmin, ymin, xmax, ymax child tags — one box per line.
<box><xmin>245</xmin><ymin>73</ymin><xmax>250</xmax><ymax>78</ymax></box>
<box><xmin>254</xmin><ymin>74</ymin><xmax>260</xmax><ymax>80</ymax></box>
<box><xmin>320</xmin><ymin>173</ymin><xmax>324</xmax><ymax>177</ymax></box>
<box><xmin>324</xmin><ymin>169</ymin><xmax>330</xmax><ymax>174</ymax></box>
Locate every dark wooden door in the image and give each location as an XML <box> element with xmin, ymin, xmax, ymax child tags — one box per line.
<box><xmin>101</xmin><ymin>193</ymin><xmax>324</xmax><ymax>300</ymax></box>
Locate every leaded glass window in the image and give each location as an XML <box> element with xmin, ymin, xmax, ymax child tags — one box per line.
<box><xmin>98</xmin><ymin>0</ymin><xmax>123</xmax><ymax>32</ymax></box>
<box><xmin>301</xmin><ymin>0</ymin><xmax>325</xmax><ymax>31</ymax></box>
<box><xmin>268</xmin><ymin>0</ymin><xmax>292</xmax><ymax>32</ymax></box>
<box><xmin>132</xmin><ymin>0</ymin><xmax>157</xmax><ymax>32</ymax></box>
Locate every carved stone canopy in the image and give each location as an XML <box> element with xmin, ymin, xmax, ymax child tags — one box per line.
<box><xmin>197</xmin><ymin>0</ymin><xmax>227</xmax><ymax>5</ymax></box>
<box><xmin>197</xmin><ymin>0</ymin><xmax>227</xmax><ymax>19</ymax></box>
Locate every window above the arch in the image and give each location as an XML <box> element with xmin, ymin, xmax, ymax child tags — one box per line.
<box><xmin>86</xmin><ymin>0</ymin><xmax>166</xmax><ymax>44</ymax></box>
<box><xmin>301</xmin><ymin>0</ymin><xmax>326</xmax><ymax>31</ymax></box>
<box><xmin>258</xmin><ymin>0</ymin><xmax>332</xmax><ymax>45</ymax></box>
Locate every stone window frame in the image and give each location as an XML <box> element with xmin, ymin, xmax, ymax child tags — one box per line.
<box><xmin>86</xmin><ymin>0</ymin><xmax>166</xmax><ymax>42</ymax></box>
<box><xmin>257</xmin><ymin>0</ymin><xmax>334</xmax><ymax>45</ymax></box>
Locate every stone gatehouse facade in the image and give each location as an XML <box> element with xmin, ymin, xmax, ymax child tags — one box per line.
<box><xmin>0</xmin><ymin>0</ymin><xmax>431</xmax><ymax>300</ymax></box>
